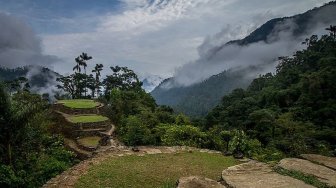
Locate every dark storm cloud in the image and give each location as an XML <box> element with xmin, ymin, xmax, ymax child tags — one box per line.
<box><xmin>0</xmin><ymin>13</ymin><xmax>60</xmax><ymax>68</ymax></box>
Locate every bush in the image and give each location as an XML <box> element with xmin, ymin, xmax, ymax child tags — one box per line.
<box><xmin>118</xmin><ymin>116</ymin><xmax>154</xmax><ymax>146</ymax></box>
<box><xmin>161</xmin><ymin>124</ymin><xmax>209</xmax><ymax>148</ymax></box>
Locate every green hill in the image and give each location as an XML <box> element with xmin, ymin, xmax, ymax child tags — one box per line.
<box><xmin>151</xmin><ymin>2</ymin><xmax>336</xmax><ymax>117</ymax></box>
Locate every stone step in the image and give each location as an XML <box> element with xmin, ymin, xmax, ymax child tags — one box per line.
<box><xmin>222</xmin><ymin>161</ymin><xmax>314</xmax><ymax>188</ymax></box>
<box><xmin>177</xmin><ymin>176</ymin><xmax>226</xmax><ymax>188</ymax></box>
<box><xmin>77</xmin><ymin>121</ymin><xmax>110</xmax><ymax>130</ymax></box>
<box><xmin>64</xmin><ymin>138</ymin><xmax>92</xmax><ymax>160</ymax></box>
<box><xmin>300</xmin><ymin>154</ymin><xmax>336</xmax><ymax>170</ymax></box>
<box><xmin>74</xmin><ymin>128</ymin><xmax>108</xmax><ymax>136</ymax></box>
<box><xmin>278</xmin><ymin>158</ymin><xmax>336</xmax><ymax>187</ymax></box>
<box><xmin>103</xmin><ymin>124</ymin><xmax>115</xmax><ymax>136</ymax></box>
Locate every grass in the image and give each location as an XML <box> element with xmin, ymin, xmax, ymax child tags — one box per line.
<box><xmin>67</xmin><ymin>115</ymin><xmax>109</xmax><ymax>123</ymax></box>
<box><xmin>75</xmin><ymin>151</ymin><xmax>239</xmax><ymax>188</ymax></box>
<box><xmin>58</xmin><ymin>99</ymin><xmax>99</xmax><ymax>109</ymax></box>
<box><xmin>274</xmin><ymin>167</ymin><xmax>331</xmax><ymax>188</ymax></box>
<box><xmin>77</xmin><ymin>136</ymin><xmax>101</xmax><ymax>147</ymax></box>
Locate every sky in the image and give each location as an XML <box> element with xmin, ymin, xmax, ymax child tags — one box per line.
<box><xmin>0</xmin><ymin>0</ymin><xmax>331</xmax><ymax>78</ymax></box>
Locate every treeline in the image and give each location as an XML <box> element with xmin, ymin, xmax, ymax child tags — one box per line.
<box><xmin>94</xmin><ymin>30</ymin><xmax>336</xmax><ymax>161</ymax></box>
<box><xmin>204</xmin><ymin>31</ymin><xmax>336</xmax><ymax>158</ymax></box>
<box><xmin>56</xmin><ymin>53</ymin><xmax>142</xmax><ymax>99</ymax></box>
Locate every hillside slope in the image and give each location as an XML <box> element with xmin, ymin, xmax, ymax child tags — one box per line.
<box><xmin>0</xmin><ymin>65</ymin><xmax>61</xmax><ymax>90</ymax></box>
<box><xmin>151</xmin><ymin>1</ymin><xmax>336</xmax><ymax>116</ymax></box>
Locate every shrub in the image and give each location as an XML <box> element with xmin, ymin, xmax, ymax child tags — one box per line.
<box><xmin>161</xmin><ymin>124</ymin><xmax>209</xmax><ymax>148</ymax></box>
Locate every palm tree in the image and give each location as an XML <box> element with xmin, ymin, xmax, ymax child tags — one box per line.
<box><xmin>326</xmin><ymin>25</ymin><xmax>336</xmax><ymax>38</ymax></box>
<box><xmin>73</xmin><ymin>57</ymin><xmax>82</xmax><ymax>73</ymax></box>
<box><xmin>92</xmin><ymin>64</ymin><xmax>104</xmax><ymax>97</ymax></box>
<box><xmin>79</xmin><ymin>52</ymin><xmax>92</xmax><ymax>76</ymax></box>
<box><xmin>78</xmin><ymin>53</ymin><xmax>92</xmax><ymax>97</ymax></box>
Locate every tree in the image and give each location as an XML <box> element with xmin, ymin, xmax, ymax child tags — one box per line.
<box><xmin>78</xmin><ymin>53</ymin><xmax>92</xmax><ymax>97</ymax></box>
<box><xmin>229</xmin><ymin>130</ymin><xmax>248</xmax><ymax>158</ymax></box>
<box><xmin>0</xmin><ymin>84</ymin><xmax>76</xmax><ymax>187</ymax></box>
<box><xmin>175</xmin><ymin>113</ymin><xmax>191</xmax><ymax>125</ymax></box>
<box><xmin>4</xmin><ymin>77</ymin><xmax>30</xmax><ymax>94</ymax></box>
<box><xmin>248</xmin><ymin>109</ymin><xmax>276</xmax><ymax>144</ymax></box>
<box><xmin>118</xmin><ymin>116</ymin><xmax>150</xmax><ymax>146</ymax></box>
<box><xmin>220</xmin><ymin>131</ymin><xmax>232</xmax><ymax>152</ymax></box>
<box><xmin>71</xmin><ymin>53</ymin><xmax>93</xmax><ymax>98</ymax></box>
<box><xmin>92</xmin><ymin>64</ymin><xmax>104</xmax><ymax>97</ymax></box>
<box><xmin>86</xmin><ymin>74</ymin><xmax>96</xmax><ymax>98</ymax></box>
<box><xmin>103</xmin><ymin>66</ymin><xmax>142</xmax><ymax>96</ymax></box>
<box><xmin>56</xmin><ymin>75</ymin><xmax>76</xmax><ymax>99</ymax></box>
<box><xmin>326</xmin><ymin>25</ymin><xmax>336</xmax><ymax>38</ymax></box>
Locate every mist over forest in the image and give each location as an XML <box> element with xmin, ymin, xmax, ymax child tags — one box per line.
<box><xmin>0</xmin><ymin>1</ymin><xmax>336</xmax><ymax>188</ymax></box>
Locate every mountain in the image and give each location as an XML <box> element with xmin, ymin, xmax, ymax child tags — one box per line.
<box><xmin>0</xmin><ymin>65</ymin><xmax>61</xmax><ymax>91</ymax></box>
<box><xmin>151</xmin><ymin>1</ymin><xmax>336</xmax><ymax>117</ymax></box>
<box><xmin>141</xmin><ymin>74</ymin><xmax>164</xmax><ymax>92</ymax></box>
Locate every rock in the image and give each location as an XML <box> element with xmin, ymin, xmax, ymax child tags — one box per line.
<box><xmin>233</xmin><ymin>152</ymin><xmax>244</xmax><ymax>159</ymax></box>
<box><xmin>99</xmin><ymin>136</ymin><xmax>110</xmax><ymax>146</ymax></box>
<box><xmin>300</xmin><ymin>154</ymin><xmax>336</xmax><ymax>170</ymax></box>
<box><xmin>278</xmin><ymin>158</ymin><xmax>336</xmax><ymax>187</ymax></box>
<box><xmin>142</xmin><ymin>148</ymin><xmax>162</xmax><ymax>154</ymax></box>
<box><xmin>222</xmin><ymin>161</ymin><xmax>314</xmax><ymax>188</ymax></box>
<box><xmin>131</xmin><ymin>147</ymin><xmax>140</xmax><ymax>152</ymax></box>
<box><xmin>238</xmin><ymin>158</ymin><xmax>251</xmax><ymax>163</ymax></box>
<box><xmin>177</xmin><ymin>176</ymin><xmax>225</xmax><ymax>188</ymax></box>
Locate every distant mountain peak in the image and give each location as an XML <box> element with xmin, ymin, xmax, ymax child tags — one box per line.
<box><xmin>151</xmin><ymin>2</ymin><xmax>336</xmax><ymax>116</ymax></box>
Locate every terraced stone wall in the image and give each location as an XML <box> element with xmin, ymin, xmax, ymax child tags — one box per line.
<box><xmin>53</xmin><ymin>103</ymin><xmax>103</xmax><ymax>115</ymax></box>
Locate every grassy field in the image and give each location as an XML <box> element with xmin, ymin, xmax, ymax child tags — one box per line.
<box><xmin>77</xmin><ymin>136</ymin><xmax>101</xmax><ymax>147</ymax></box>
<box><xmin>75</xmin><ymin>152</ymin><xmax>238</xmax><ymax>188</ymax></box>
<box><xmin>58</xmin><ymin>99</ymin><xmax>99</xmax><ymax>109</ymax></box>
<box><xmin>68</xmin><ymin>115</ymin><xmax>109</xmax><ymax>123</ymax></box>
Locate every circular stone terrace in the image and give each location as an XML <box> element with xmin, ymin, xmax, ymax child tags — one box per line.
<box><xmin>53</xmin><ymin>99</ymin><xmax>115</xmax><ymax>159</ymax></box>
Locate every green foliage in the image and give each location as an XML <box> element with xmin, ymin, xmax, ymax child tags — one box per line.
<box><xmin>228</xmin><ymin>130</ymin><xmax>249</xmax><ymax>155</ymax></box>
<box><xmin>105</xmin><ymin>88</ymin><xmax>157</xmax><ymax>124</ymax></box>
<box><xmin>118</xmin><ymin>116</ymin><xmax>153</xmax><ymax>146</ymax></box>
<box><xmin>160</xmin><ymin>124</ymin><xmax>209</xmax><ymax>148</ymax></box>
<box><xmin>0</xmin><ymin>85</ymin><xmax>76</xmax><ymax>187</ymax></box>
<box><xmin>151</xmin><ymin>70</ymin><xmax>251</xmax><ymax>117</ymax></box>
<box><xmin>175</xmin><ymin>113</ymin><xmax>191</xmax><ymax>125</ymax></box>
<box><xmin>151</xmin><ymin>3</ymin><xmax>336</xmax><ymax>117</ymax></box>
<box><xmin>206</xmin><ymin>34</ymin><xmax>336</xmax><ymax>156</ymax></box>
<box><xmin>103</xmin><ymin>66</ymin><xmax>142</xmax><ymax>97</ymax></box>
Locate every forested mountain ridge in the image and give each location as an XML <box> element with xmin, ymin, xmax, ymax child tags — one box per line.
<box><xmin>151</xmin><ymin>1</ymin><xmax>336</xmax><ymax>117</ymax></box>
<box><xmin>206</xmin><ymin>33</ymin><xmax>336</xmax><ymax>156</ymax></box>
<box><xmin>0</xmin><ymin>65</ymin><xmax>61</xmax><ymax>88</ymax></box>
<box><xmin>152</xmin><ymin>69</ymin><xmax>253</xmax><ymax>116</ymax></box>
<box><xmin>227</xmin><ymin>1</ymin><xmax>336</xmax><ymax>46</ymax></box>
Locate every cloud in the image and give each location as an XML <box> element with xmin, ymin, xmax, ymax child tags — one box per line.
<box><xmin>167</xmin><ymin>2</ymin><xmax>336</xmax><ymax>87</ymax></box>
<box><xmin>40</xmin><ymin>0</ymin><xmax>331</xmax><ymax>78</ymax></box>
<box><xmin>0</xmin><ymin>13</ymin><xmax>60</xmax><ymax>69</ymax></box>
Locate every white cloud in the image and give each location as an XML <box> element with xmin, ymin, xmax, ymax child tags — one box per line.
<box><xmin>41</xmin><ymin>0</ymin><xmax>331</xmax><ymax>78</ymax></box>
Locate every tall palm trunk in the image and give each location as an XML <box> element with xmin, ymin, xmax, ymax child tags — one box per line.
<box><xmin>84</xmin><ymin>67</ymin><xmax>87</xmax><ymax>97</ymax></box>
